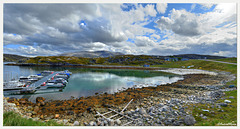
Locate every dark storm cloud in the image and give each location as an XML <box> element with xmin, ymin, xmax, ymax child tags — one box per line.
<box><xmin>3</xmin><ymin>4</ymin><xmax>127</xmax><ymax>54</ymax></box>
<box><xmin>4</xmin><ymin>4</ymin><xmax>100</xmax><ymax>34</ymax></box>
<box><xmin>71</xmin><ymin>18</ymin><xmax>127</xmax><ymax>44</ymax></box>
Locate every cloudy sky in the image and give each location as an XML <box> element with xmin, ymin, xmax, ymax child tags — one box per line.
<box><xmin>3</xmin><ymin>3</ymin><xmax>237</xmax><ymax>57</ymax></box>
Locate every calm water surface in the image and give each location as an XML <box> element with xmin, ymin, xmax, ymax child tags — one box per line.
<box><xmin>4</xmin><ymin>64</ymin><xmax>183</xmax><ymax>102</ymax></box>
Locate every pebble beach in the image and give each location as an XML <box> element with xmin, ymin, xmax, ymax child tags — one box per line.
<box><xmin>3</xmin><ymin>69</ymin><xmax>236</xmax><ymax>126</ymax></box>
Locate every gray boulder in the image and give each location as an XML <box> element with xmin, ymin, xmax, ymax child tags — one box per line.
<box><xmin>148</xmin><ymin>106</ymin><xmax>155</xmax><ymax>113</ymax></box>
<box><xmin>89</xmin><ymin>121</ymin><xmax>96</xmax><ymax>126</ymax></box>
<box><xmin>109</xmin><ymin>120</ymin><xmax>114</xmax><ymax>126</ymax></box>
<box><xmin>73</xmin><ymin>121</ymin><xmax>79</xmax><ymax>126</ymax></box>
<box><xmin>139</xmin><ymin>108</ymin><xmax>147</xmax><ymax>115</ymax></box>
<box><xmin>115</xmin><ymin>119</ymin><xmax>121</xmax><ymax>125</ymax></box>
<box><xmin>224</xmin><ymin>100</ymin><xmax>231</xmax><ymax>103</ymax></box>
<box><xmin>184</xmin><ymin>115</ymin><xmax>196</xmax><ymax>126</ymax></box>
<box><xmin>229</xmin><ymin>96</ymin><xmax>234</xmax><ymax>99</ymax></box>
<box><xmin>161</xmin><ymin>105</ymin><xmax>170</xmax><ymax>112</ymax></box>
<box><xmin>218</xmin><ymin>103</ymin><xmax>228</xmax><ymax>107</ymax></box>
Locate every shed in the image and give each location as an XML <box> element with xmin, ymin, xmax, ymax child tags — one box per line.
<box><xmin>143</xmin><ymin>64</ymin><xmax>150</xmax><ymax>67</ymax></box>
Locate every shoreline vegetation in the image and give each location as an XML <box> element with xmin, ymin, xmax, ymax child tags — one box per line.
<box><xmin>3</xmin><ymin>58</ymin><xmax>237</xmax><ymax>126</ymax></box>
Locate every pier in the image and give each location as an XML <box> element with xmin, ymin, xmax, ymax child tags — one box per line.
<box><xmin>28</xmin><ymin>72</ymin><xmax>59</xmax><ymax>88</ymax></box>
<box><xmin>19</xmin><ymin>72</ymin><xmax>60</xmax><ymax>94</ymax></box>
<box><xmin>4</xmin><ymin>71</ymin><xmax>70</xmax><ymax>94</ymax></box>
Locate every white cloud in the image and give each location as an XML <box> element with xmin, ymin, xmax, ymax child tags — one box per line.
<box><xmin>3</xmin><ymin>3</ymin><xmax>237</xmax><ymax>57</ymax></box>
<box><xmin>200</xmin><ymin>3</ymin><xmax>215</xmax><ymax>9</ymax></box>
<box><xmin>156</xmin><ymin>3</ymin><xmax>236</xmax><ymax>45</ymax></box>
<box><xmin>5</xmin><ymin>46</ymin><xmax>61</xmax><ymax>56</ymax></box>
<box><xmin>135</xmin><ymin>36</ymin><xmax>157</xmax><ymax>47</ymax></box>
<box><xmin>4</xmin><ymin>33</ymin><xmax>25</xmax><ymax>45</ymax></box>
<box><xmin>143</xmin><ymin>4</ymin><xmax>157</xmax><ymax>17</ymax></box>
<box><xmin>212</xmin><ymin>51</ymin><xmax>233</xmax><ymax>57</ymax></box>
<box><xmin>151</xmin><ymin>33</ymin><xmax>161</xmax><ymax>40</ymax></box>
<box><xmin>156</xmin><ymin>3</ymin><xmax>168</xmax><ymax>14</ymax></box>
<box><xmin>157</xmin><ymin>9</ymin><xmax>203</xmax><ymax>36</ymax></box>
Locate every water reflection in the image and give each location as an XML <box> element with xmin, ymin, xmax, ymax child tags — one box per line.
<box><xmin>3</xmin><ymin>64</ymin><xmax>183</xmax><ymax>102</ymax></box>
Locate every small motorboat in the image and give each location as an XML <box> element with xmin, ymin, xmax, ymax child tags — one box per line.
<box><xmin>28</xmin><ymin>75</ymin><xmax>43</xmax><ymax>79</ymax></box>
<box><xmin>19</xmin><ymin>75</ymin><xmax>39</xmax><ymax>83</ymax></box>
<box><xmin>63</xmin><ymin>70</ymin><xmax>72</xmax><ymax>75</ymax></box>
<box><xmin>3</xmin><ymin>80</ymin><xmax>27</xmax><ymax>91</ymax></box>
<box><xmin>19</xmin><ymin>76</ymin><xmax>29</xmax><ymax>82</ymax></box>
<box><xmin>54</xmin><ymin>78</ymin><xmax>68</xmax><ymax>84</ymax></box>
<box><xmin>54</xmin><ymin>74</ymin><xmax>69</xmax><ymax>80</ymax></box>
<box><xmin>45</xmin><ymin>80</ymin><xmax>66</xmax><ymax>88</ymax></box>
<box><xmin>41</xmin><ymin>70</ymin><xmax>54</xmax><ymax>76</ymax></box>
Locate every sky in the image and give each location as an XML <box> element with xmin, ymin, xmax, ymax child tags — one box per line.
<box><xmin>3</xmin><ymin>3</ymin><xmax>237</xmax><ymax>57</ymax></box>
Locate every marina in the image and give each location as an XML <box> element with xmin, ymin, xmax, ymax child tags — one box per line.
<box><xmin>3</xmin><ymin>64</ymin><xmax>183</xmax><ymax>102</ymax></box>
<box><xmin>4</xmin><ymin>70</ymin><xmax>72</xmax><ymax>95</ymax></box>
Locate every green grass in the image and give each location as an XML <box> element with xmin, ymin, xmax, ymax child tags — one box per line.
<box><xmin>25</xmin><ymin>55</ymin><xmax>165</xmax><ymax>66</ymax></box>
<box><xmin>192</xmin><ymin>90</ymin><xmax>237</xmax><ymax>126</ymax></box>
<box><xmin>212</xmin><ymin>58</ymin><xmax>237</xmax><ymax>63</ymax></box>
<box><xmin>3</xmin><ymin>112</ymin><xmax>63</xmax><ymax>126</ymax></box>
<box><xmin>152</xmin><ymin>59</ymin><xmax>237</xmax><ymax>74</ymax></box>
<box><xmin>152</xmin><ymin>59</ymin><xmax>237</xmax><ymax>126</ymax></box>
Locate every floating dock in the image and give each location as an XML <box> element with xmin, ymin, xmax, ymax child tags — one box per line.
<box><xmin>28</xmin><ymin>72</ymin><xmax>59</xmax><ymax>88</ymax></box>
<box><xmin>4</xmin><ymin>71</ymin><xmax>70</xmax><ymax>94</ymax></box>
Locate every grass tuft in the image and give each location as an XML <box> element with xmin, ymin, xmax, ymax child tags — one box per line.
<box><xmin>3</xmin><ymin>111</ymin><xmax>63</xmax><ymax>126</ymax></box>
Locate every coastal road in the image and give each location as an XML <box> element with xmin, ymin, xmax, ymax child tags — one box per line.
<box><xmin>199</xmin><ymin>59</ymin><xmax>237</xmax><ymax>65</ymax></box>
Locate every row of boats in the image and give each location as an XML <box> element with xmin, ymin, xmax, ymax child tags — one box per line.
<box><xmin>3</xmin><ymin>70</ymin><xmax>72</xmax><ymax>91</ymax></box>
<box><xmin>40</xmin><ymin>71</ymin><xmax>70</xmax><ymax>88</ymax></box>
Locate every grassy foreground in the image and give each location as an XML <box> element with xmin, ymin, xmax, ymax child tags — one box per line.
<box><xmin>213</xmin><ymin>57</ymin><xmax>237</xmax><ymax>63</ymax></box>
<box><xmin>3</xmin><ymin>112</ymin><xmax>63</xmax><ymax>126</ymax></box>
<box><xmin>191</xmin><ymin>89</ymin><xmax>237</xmax><ymax>126</ymax></box>
<box><xmin>153</xmin><ymin>59</ymin><xmax>237</xmax><ymax>126</ymax></box>
<box><xmin>152</xmin><ymin>59</ymin><xmax>237</xmax><ymax>74</ymax></box>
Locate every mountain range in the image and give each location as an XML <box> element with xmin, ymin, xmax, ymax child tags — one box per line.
<box><xmin>3</xmin><ymin>54</ymin><xmax>29</xmax><ymax>62</ymax></box>
<box><xmin>3</xmin><ymin>51</ymin><xmax>228</xmax><ymax>63</ymax></box>
<box><xmin>59</xmin><ymin>50</ymin><xmax>124</xmax><ymax>58</ymax></box>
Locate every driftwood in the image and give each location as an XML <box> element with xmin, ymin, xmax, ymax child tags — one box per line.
<box><xmin>109</xmin><ymin>113</ymin><xmax>119</xmax><ymax>119</ymax></box>
<box><xmin>122</xmin><ymin>121</ymin><xmax>134</xmax><ymax>126</ymax></box>
<box><xmin>96</xmin><ymin>99</ymin><xmax>136</xmax><ymax>126</ymax></box>
<box><xmin>96</xmin><ymin>111</ymin><xmax>109</xmax><ymax>119</ymax></box>
<box><xmin>101</xmin><ymin>110</ymin><xmax>112</xmax><ymax>116</ymax></box>
<box><xmin>116</xmin><ymin>116</ymin><xmax>124</xmax><ymax>120</ymax></box>
<box><xmin>121</xmin><ymin>99</ymin><xmax>133</xmax><ymax>113</ymax></box>
<box><xmin>108</xmin><ymin>108</ymin><xmax>136</xmax><ymax>121</ymax></box>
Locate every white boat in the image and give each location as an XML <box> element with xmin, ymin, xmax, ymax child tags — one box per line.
<box><xmin>19</xmin><ymin>76</ymin><xmax>30</xmax><ymax>82</ymax></box>
<box><xmin>28</xmin><ymin>75</ymin><xmax>43</xmax><ymax>79</ymax></box>
<box><xmin>54</xmin><ymin>74</ymin><xmax>69</xmax><ymax>80</ymax></box>
<box><xmin>19</xmin><ymin>75</ymin><xmax>39</xmax><ymax>83</ymax></box>
<box><xmin>63</xmin><ymin>70</ymin><xmax>72</xmax><ymax>75</ymax></box>
<box><xmin>45</xmin><ymin>81</ymin><xmax>65</xmax><ymax>88</ymax></box>
<box><xmin>54</xmin><ymin>78</ymin><xmax>68</xmax><ymax>84</ymax></box>
<box><xmin>41</xmin><ymin>70</ymin><xmax>54</xmax><ymax>76</ymax></box>
<box><xmin>3</xmin><ymin>80</ymin><xmax>26</xmax><ymax>91</ymax></box>
<box><xmin>27</xmin><ymin>75</ymin><xmax>43</xmax><ymax>82</ymax></box>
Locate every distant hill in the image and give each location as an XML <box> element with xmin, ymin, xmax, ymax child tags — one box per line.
<box><xmin>59</xmin><ymin>50</ymin><xmax>124</xmax><ymax>58</ymax></box>
<box><xmin>172</xmin><ymin>54</ymin><xmax>226</xmax><ymax>59</ymax></box>
<box><xmin>3</xmin><ymin>54</ymin><xmax>29</xmax><ymax>62</ymax></box>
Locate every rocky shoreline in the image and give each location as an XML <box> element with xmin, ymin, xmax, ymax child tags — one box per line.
<box><xmin>3</xmin><ymin>71</ymin><xmax>236</xmax><ymax>126</ymax></box>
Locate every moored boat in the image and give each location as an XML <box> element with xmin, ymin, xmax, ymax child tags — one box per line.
<box><xmin>3</xmin><ymin>80</ymin><xmax>27</xmax><ymax>91</ymax></box>
<box><xmin>45</xmin><ymin>80</ymin><xmax>66</xmax><ymax>88</ymax></box>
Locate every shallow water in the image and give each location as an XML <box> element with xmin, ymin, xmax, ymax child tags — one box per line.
<box><xmin>3</xmin><ymin>64</ymin><xmax>183</xmax><ymax>102</ymax></box>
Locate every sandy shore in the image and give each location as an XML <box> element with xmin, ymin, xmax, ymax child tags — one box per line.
<box><xmin>158</xmin><ymin>68</ymin><xmax>218</xmax><ymax>76</ymax></box>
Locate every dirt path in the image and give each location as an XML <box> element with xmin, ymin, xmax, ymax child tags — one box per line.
<box><xmin>198</xmin><ymin>59</ymin><xmax>237</xmax><ymax>65</ymax></box>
